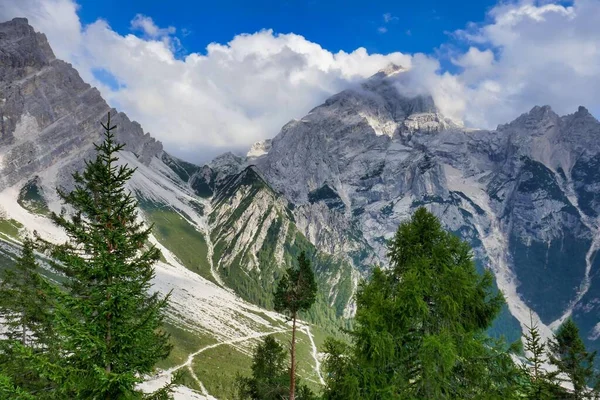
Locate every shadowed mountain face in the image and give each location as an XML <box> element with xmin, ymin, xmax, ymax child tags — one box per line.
<box><xmin>2</xmin><ymin>17</ymin><xmax>600</xmax><ymax>359</ymax></box>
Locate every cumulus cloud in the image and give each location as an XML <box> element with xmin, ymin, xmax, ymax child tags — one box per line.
<box><xmin>451</xmin><ymin>0</ymin><xmax>600</xmax><ymax>127</ymax></box>
<box><xmin>1</xmin><ymin>0</ymin><xmax>600</xmax><ymax>163</ymax></box>
<box><xmin>130</xmin><ymin>14</ymin><xmax>175</xmax><ymax>38</ymax></box>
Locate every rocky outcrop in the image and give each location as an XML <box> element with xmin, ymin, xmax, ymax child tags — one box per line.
<box><xmin>0</xmin><ymin>18</ymin><xmax>162</xmax><ymax>192</ymax></box>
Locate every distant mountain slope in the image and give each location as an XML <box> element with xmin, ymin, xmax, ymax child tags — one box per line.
<box><xmin>250</xmin><ymin>69</ymin><xmax>600</xmax><ymax>350</ymax></box>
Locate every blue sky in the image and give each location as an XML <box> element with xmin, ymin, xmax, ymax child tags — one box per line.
<box><xmin>76</xmin><ymin>0</ymin><xmax>497</xmax><ymax>65</ymax></box>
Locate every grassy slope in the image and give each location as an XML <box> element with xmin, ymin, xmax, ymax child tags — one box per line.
<box><xmin>141</xmin><ymin>204</ymin><xmax>217</xmax><ymax>284</ymax></box>
<box><xmin>191</xmin><ymin>327</ymin><xmax>324</xmax><ymax>400</ymax></box>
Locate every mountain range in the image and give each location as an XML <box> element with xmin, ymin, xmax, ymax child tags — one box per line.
<box><xmin>1</xmin><ymin>17</ymin><xmax>600</xmax><ymax>398</ymax></box>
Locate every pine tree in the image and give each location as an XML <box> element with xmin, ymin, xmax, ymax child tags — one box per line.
<box><xmin>0</xmin><ymin>238</ymin><xmax>54</xmax><ymax>345</ymax></box>
<box><xmin>236</xmin><ymin>335</ymin><xmax>289</xmax><ymax>400</ymax></box>
<box><xmin>322</xmin><ymin>207</ymin><xmax>521</xmax><ymax>399</ymax></box>
<box><xmin>273</xmin><ymin>251</ymin><xmax>317</xmax><ymax>400</ymax></box>
<box><xmin>548</xmin><ymin>319</ymin><xmax>599</xmax><ymax>399</ymax></box>
<box><xmin>40</xmin><ymin>113</ymin><xmax>172</xmax><ymax>398</ymax></box>
<box><xmin>0</xmin><ymin>238</ymin><xmax>57</xmax><ymax>396</ymax></box>
<box><xmin>521</xmin><ymin>313</ymin><xmax>559</xmax><ymax>399</ymax></box>
<box><xmin>236</xmin><ymin>335</ymin><xmax>315</xmax><ymax>400</ymax></box>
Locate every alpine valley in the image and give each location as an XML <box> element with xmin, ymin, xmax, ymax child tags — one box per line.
<box><xmin>1</xmin><ymin>17</ymin><xmax>600</xmax><ymax>399</ymax></box>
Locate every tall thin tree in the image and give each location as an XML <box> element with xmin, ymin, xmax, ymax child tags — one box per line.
<box><xmin>273</xmin><ymin>251</ymin><xmax>317</xmax><ymax>400</ymax></box>
<box><xmin>521</xmin><ymin>312</ymin><xmax>558</xmax><ymax>399</ymax></box>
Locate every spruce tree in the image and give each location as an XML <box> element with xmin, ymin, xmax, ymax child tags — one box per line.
<box><xmin>0</xmin><ymin>372</ymin><xmax>35</xmax><ymax>400</ymax></box>
<box><xmin>273</xmin><ymin>251</ymin><xmax>317</xmax><ymax>400</ymax></box>
<box><xmin>40</xmin><ymin>113</ymin><xmax>172</xmax><ymax>398</ymax></box>
<box><xmin>236</xmin><ymin>335</ymin><xmax>289</xmax><ymax>400</ymax></box>
<box><xmin>0</xmin><ymin>238</ymin><xmax>57</xmax><ymax>396</ymax></box>
<box><xmin>521</xmin><ymin>313</ymin><xmax>559</xmax><ymax>399</ymax></box>
<box><xmin>0</xmin><ymin>238</ymin><xmax>53</xmax><ymax>346</ymax></box>
<box><xmin>548</xmin><ymin>319</ymin><xmax>599</xmax><ymax>399</ymax></box>
<box><xmin>322</xmin><ymin>207</ymin><xmax>521</xmax><ymax>399</ymax></box>
<box><xmin>236</xmin><ymin>335</ymin><xmax>315</xmax><ymax>400</ymax></box>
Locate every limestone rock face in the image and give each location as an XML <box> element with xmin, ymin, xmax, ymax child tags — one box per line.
<box><xmin>0</xmin><ymin>18</ymin><xmax>162</xmax><ymax>192</ymax></box>
<box><xmin>247</xmin><ymin>68</ymin><xmax>600</xmax><ymax>344</ymax></box>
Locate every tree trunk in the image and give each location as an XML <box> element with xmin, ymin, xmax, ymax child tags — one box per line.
<box><xmin>21</xmin><ymin>314</ymin><xmax>26</xmax><ymax>346</ymax></box>
<box><xmin>290</xmin><ymin>312</ymin><xmax>297</xmax><ymax>400</ymax></box>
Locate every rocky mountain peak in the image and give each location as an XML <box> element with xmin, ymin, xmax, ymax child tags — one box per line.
<box><xmin>246</xmin><ymin>139</ymin><xmax>272</xmax><ymax>159</ymax></box>
<box><xmin>209</xmin><ymin>151</ymin><xmax>245</xmax><ymax>177</ymax></box>
<box><xmin>0</xmin><ymin>18</ymin><xmax>55</xmax><ymax>82</ymax></box>
<box><xmin>0</xmin><ymin>18</ymin><xmax>162</xmax><ymax>191</ymax></box>
<box><xmin>496</xmin><ymin>105</ymin><xmax>560</xmax><ymax>134</ymax></box>
<box><xmin>370</xmin><ymin>63</ymin><xmax>405</xmax><ymax>80</ymax></box>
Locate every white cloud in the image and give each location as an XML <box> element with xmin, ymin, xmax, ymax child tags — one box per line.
<box><xmin>450</xmin><ymin>0</ymin><xmax>600</xmax><ymax>128</ymax></box>
<box><xmin>0</xmin><ymin>0</ymin><xmax>412</xmax><ymax>162</ymax></box>
<box><xmin>383</xmin><ymin>13</ymin><xmax>398</xmax><ymax>23</ymax></box>
<box><xmin>1</xmin><ymin>0</ymin><xmax>600</xmax><ymax>162</ymax></box>
<box><xmin>130</xmin><ymin>14</ymin><xmax>175</xmax><ymax>38</ymax></box>
<box><xmin>377</xmin><ymin>26</ymin><xmax>388</xmax><ymax>34</ymax></box>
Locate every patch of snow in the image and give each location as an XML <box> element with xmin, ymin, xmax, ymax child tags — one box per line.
<box><xmin>302</xmin><ymin>325</ymin><xmax>325</xmax><ymax>385</ymax></box>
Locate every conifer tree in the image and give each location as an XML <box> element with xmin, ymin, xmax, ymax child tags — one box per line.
<box><xmin>40</xmin><ymin>113</ymin><xmax>172</xmax><ymax>398</ymax></box>
<box><xmin>521</xmin><ymin>313</ymin><xmax>559</xmax><ymax>399</ymax></box>
<box><xmin>322</xmin><ymin>207</ymin><xmax>521</xmax><ymax>399</ymax></box>
<box><xmin>236</xmin><ymin>335</ymin><xmax>315</xmax><ymax>400</ymax></box>
<box><xmin>0</xmin><ymin>372</ymin><xmax>35</xmax><ymax>400</ymax></box>
<box><xmin>0</xmin><ymin>238</ymin><xmax>57</xmax><ymax>396</ymax></box>
<box><xmin>273</xmin><ymin>251</ymin><xmax>317</xmax><ymax>400</ymax></box>
<box><xmin>236</xmin><ymin>335</ymin><xmax>289</xmax><ymax>400</ymax></box>
<box><xmin>0</xmin><ymin>238</ymin><xmax>53</xmax><ymax>346</ymax></box>
<box><xmin>548</xmin><ymin>319</ymin><xmax>599</xmax><ymax>399</ymax></box>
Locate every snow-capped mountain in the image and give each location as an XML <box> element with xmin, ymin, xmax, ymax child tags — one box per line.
<box><xmin>2</xmin><ymin>16</ymin><xmax>600</xmax><ymax>397</ymax></box>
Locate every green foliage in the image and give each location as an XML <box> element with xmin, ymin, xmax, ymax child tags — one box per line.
<box><xmin>0</xmin><ymin>371</ymin><xmax>35</xmax><ymax>400</ymax></box>
<box><xmin>0</xmin><ymin>238</ymin><xmax>54</xmax><ymax>345</ymax></box>
<box><xmin>322</xmin><ymin>207</ymin><xmax>522</xmax><ymax>399</ymax></box>
<box><xmin>193</xmin><ymin>343</ymin><xmax>253</xmax><ymax>399</ymax></box>
<box><xmin>0</xmin><ymin>239</ymin><xmax>58</xmax><ymax>397</ymax></box>
<box><xmin>0</xmin><ymin>217</ymin><xmax>23</xmax><ymax>240</ymax></box>
<box><xmin>236</xmin><ymin>335</ymin><xmax>316</xmax><ymax>400</ymax></box>
<box><xmin>37</xmin><ymin>113</ymin><xmax>172</xmax><ymax>398</ymax></box>
<box><xmin>274</xmin><ymin>251</ymin><xmax>318</xmax><ymax>318</ymax></box>
<box><xmin>274</xmin><ymin>252</ymin><xmax>318</xmax><ymax>400</ymax></box>
<box><xmin>520</xmin><ymin>314</ymin><xmax>559</xmax><ymax>399</ymax></box>
<box><xmin>142</xmin><ymin>203</ymin><xmax>214</xmax><ymax>283</ymax></box>
<box><xmin>548</xmin><ymin>319</ymin><xmax>600</xmax><ymax>399</ymax></box>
